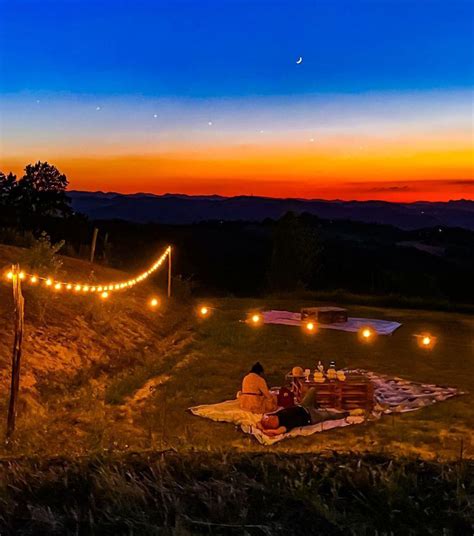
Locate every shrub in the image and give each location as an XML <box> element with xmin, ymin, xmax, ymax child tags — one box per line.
<box><xmin>20</xmin><ymin>232</ymin><xmax>64</xmax><ymax>275</ymax></box>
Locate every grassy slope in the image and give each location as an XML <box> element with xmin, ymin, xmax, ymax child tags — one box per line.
<box><xmin>0</xmin><ymin>244</ymin><xmax>472</xmax><ymax>461</ymax></box>
<box><xmin>153</xmin><ymin>297</ymin><xmax>474</xmax><ymax>460</ymax></box>
<box><xmin>0</xmin><ymin>244</ymin><xmax>194</xmax><ymax>457</ymax></box>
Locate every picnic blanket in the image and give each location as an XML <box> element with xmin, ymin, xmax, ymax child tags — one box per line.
<box><xmin>263</xmin><ymin>310</ymin><xmax>401</xmax><ymax>335</ymax></box>
<box><xmin>189</xmin><ymin>370</ymin><xmax>462</xmax><ymax>445</ymax></box>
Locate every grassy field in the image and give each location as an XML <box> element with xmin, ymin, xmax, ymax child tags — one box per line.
<box><xmin>1</xmin><ymin>451</ymin><xmax>472</xmax><ymax>535</ymax></box>
<box><xmin>0</xmin><ymin>244</ymin><xmax>473</xmax><ymax>533</ymax></box>
<box><xmin>0</xmin><ymin>243</ymin><xmax>472</xmax><ymax>460</ymax></box>
<box><xmin>141</xmin><ymin>297</ymin><xmax>473</xmax><ymax>460</ymax></box>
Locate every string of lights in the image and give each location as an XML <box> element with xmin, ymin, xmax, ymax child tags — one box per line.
<box><xmin>4</xmin><ymin>246</ymin><xmax>171</xmax><ymax>299</ymax></box>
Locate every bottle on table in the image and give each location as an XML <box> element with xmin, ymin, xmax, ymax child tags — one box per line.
<box><xmin>327</xmin><ymin>360</ymin><xmax>337</xmax><ymax>380</ymax></box>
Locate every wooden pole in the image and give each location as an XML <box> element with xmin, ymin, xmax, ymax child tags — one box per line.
<box><xmin>6</xmin><ymin>264</ymin><xmax>25</xmax><ymax>441</ymax></box>
<box><xmin>167</xmin><ymin>247</ymin><xmax>172</xmax><ymax>298</ymax></box>
<box><xmin>103</xmin><ymin>232</ymin><xmax>109</xmax><ymax>261</ymax></box>
<box><xmin>90</xmin><ymin>227</ymin><xmax>99</xmax><ymax>263</ymax></box>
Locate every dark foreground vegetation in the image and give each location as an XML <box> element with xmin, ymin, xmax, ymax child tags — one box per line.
<box><xmin>0</xmin><ymin>451</ymin><xmax>472</xmax><ymax>535</ymax></box>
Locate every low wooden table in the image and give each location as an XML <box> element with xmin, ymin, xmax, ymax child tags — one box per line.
<box><xmin>287</xmin><ymin>373</ymin><xmax>374</xmax><ymax>411</ymax></box>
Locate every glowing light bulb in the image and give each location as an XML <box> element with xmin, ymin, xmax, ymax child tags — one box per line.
<box><xmin>101</xmin><ymin>291</ymin><xmax>109</xmax><ymax>299</ymax></box>
<box><xmin>83</xmin><ymin>286</ymin><xmax>89</xmax><ymax>292</ymax></box>
<box><xmin>306</xmin><ymin>322</ymin><xmax>315</xmax><ymax>332</ymax></box>
<box><xmin>46</xmin><ymin>278</ymin><xmax>52</xmax><ymax>286</ymax></box>
<box><xmin>115</xmin><ymin>284</ymin><xmax>120</xmax><ymax>290</ymax></box>
<box><xmin>66</xmin><ymin>284</ymin><xmax>72</xmax><ymax>290</ymax></box>
<box><xmin>200</xmin><ymin>306</ymin><xmax>209</xmax><ymax>316</ymax></box>
<box><xmin>75</xmin><ymin>285</ymin><xmax>81</xmax><ymax>292</ymax></box>
<box><xmin>359</xmin><ymin>326</ymin><xmax>375</xmax><ymax>342</ymax></box>
<box><xmin>54</xmin><ymin>283</ymin><xmax>61</xmax><ymax>290</ymax></box>
<box><xmin>19</xmin><ymin>272</ymin><xmax>25</xmax><ymax>280</ymax></box>
<box><xmin>415</xmin><ymin>333</ymin><xmax>435</xmax><ymax>349</ymax></box>
<box><xmin>150</xmin><ymin>297</ymin><xmax>159</xmax><ymax>308</ymax></box>
<box><xmin>362</xmin><ymin>328</ymin><xmax>372</xmax><ymax>339</ymax></box>
<box><xmin>6</xmin><ymin>271</ymin><xmax>13</xmax><ymax>280</ymax></box>
<box><xmin>251</xmin><ymin>314</ymin><xmax>261</xmax><ymax>324</ymax></box>
<box><xmin>30</xmin><ymin>276</ymin><xmax>38</xmax><ymax>284</ymax></box>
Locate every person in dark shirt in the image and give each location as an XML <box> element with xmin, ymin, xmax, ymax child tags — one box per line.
<box><xmin>257</xmin><ymin>388</ymin><xmax>349</xmax><ymax>436</ymax></box>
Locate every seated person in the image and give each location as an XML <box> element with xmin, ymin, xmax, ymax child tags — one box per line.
<box><xmin>238</xmin><ymin>362</ymin><xmax>278</xmax><ymax>414</ymax></box>
<box><xmin>257</xmin><ymin>387</ymin><xmax>349</xmax><ymax>436</ymax></box>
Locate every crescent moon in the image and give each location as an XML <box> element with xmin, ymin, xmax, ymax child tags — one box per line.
<box><xmin>296</xmin><ymin>56</ymin><xmax>303</xmax><ymax>64</ymax></box>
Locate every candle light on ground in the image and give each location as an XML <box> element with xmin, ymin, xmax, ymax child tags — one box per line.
<box><xmin>250</xmin><ymin>313</ymin><xmax>261</xmax><ymax>325</ymax></box>
<box><xmin>358</xmin><ymin>326</ymin><xmax>376</xmax><ymax>342</ymax></box>
<box><xmin>415</xmin><ymin>333</ymin><xmax>436</xmax><ymax>349</ymax></box>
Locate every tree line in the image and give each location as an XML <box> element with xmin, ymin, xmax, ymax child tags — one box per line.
<box><xmin>1</xmin><ymin>161</ymin><xmax>473</xmax><ymax>306</ymax></box>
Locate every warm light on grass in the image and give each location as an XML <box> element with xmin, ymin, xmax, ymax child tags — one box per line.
<box><xmin>358</xmin><ymin>326</ymin><xmax>376</xmax><ymax>343</ymax></box>
<box><xmin>199</xmin><ymin>306</ymin><xmax>210</xmax><ymax>317</ymax></box>
<box><xmin>415</xmin><ymin>333</ymin><xmax>436</xmax><ymax>349</ymax></box>
<box><xmin>250</xmin><ymin>313</ymin><xmax>261</xmax><ymax>325</ymax></box>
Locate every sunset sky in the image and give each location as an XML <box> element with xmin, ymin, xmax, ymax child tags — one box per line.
<box><xmin>0</xmin><ymin>0</ymin><xmax>472</xmax><ymax>201</ymax></box>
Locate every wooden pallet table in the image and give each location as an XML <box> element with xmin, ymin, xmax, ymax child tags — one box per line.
<box><xmin>287</xmin><ymin>373</ymin><xmax>374</xmax><ymax>411</ymax></box>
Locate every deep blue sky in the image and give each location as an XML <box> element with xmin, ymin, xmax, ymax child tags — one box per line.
<box><xmin>1</xmin><ymin>0</ymin><xmax>472</xmax><ymax>97</ymax></box>
<box><xmin>0</xmin><ymin>1</ymin><xmax>472</xmax><ymax>201</ymax></box>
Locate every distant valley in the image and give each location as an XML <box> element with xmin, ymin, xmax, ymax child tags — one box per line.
<box><xmin>69</xmin><ymin>191</ymin><xmax>474</xmax><ymax>230</ymax></box>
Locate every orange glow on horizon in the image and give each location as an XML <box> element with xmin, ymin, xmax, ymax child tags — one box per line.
<box><xmin>2</xmin><ymin>137</ymin><xmax>472</xmax><ymax>202</ymax></box>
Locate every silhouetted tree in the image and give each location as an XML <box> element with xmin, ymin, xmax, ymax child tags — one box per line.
<box><xmin>0</xmin><ymin>171</ymin><xmax>18</xmax><ymax>225</ymax></box>
<box><xmin>267</xmin><ymin>212</ymin><xmax>321</xmax><ymax>291</ymax></box>
<box><xmin>17</xmin><ymin>161</ymin><xmax>71</xmax><ymax>221</ymax></box>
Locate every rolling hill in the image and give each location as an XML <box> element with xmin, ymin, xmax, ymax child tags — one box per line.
<box><xmin>69</xmin><ymin>191</ymin><xmax>474</xmax><ymax>230</ymax></box>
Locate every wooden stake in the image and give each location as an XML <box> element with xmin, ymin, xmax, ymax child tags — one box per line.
<box><xmin>6</xmin><ymin>264</ymin><xmax>25</xmax><ymax>441</ymax></box>
<box><xmin>90</xmin><ymin>227</ymin><xmax>99</xmax><ymax>263</ymax></box>
<box><xmin>167</xmin><ymin>247</ymin><xmax>172</xmax><ymax>298</ymax></box>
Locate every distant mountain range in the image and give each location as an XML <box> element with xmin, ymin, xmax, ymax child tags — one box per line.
<box><xmin>68</xmin><ymin>191</ymin><xmax>474</xmax><ymax>230</ymax></box>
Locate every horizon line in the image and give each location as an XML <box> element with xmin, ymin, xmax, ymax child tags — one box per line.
<box><xmin>68</xmin><ymin>189</ymin><xmax>473</xmax><ymax>205</ymax></box>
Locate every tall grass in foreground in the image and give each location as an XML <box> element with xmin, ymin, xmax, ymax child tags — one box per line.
<box><xmin>0</xmin><ymin>451</ymin><xmax>472</xmax><ymax>535</ymax></box>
